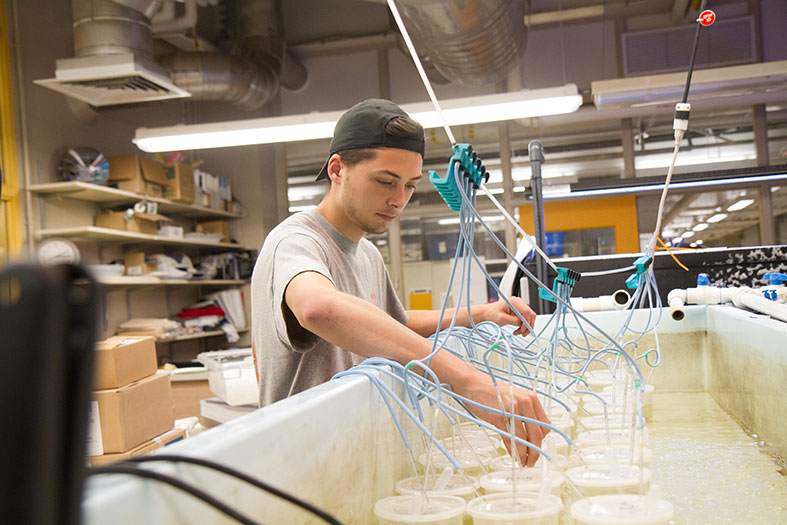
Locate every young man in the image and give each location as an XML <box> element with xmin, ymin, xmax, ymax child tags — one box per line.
<box><xmin>252</xmin><ymin>99</ymin><xmax>549</xmax><ymax>466</ymax></box>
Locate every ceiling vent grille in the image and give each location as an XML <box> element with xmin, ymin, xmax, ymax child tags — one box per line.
<box><xmin>622</xmin><ymin>16</ymin><xmax>755</xmax><ymax>77</ymax></box>
<box><xmin>34</xmin><ymin>54</ymin><xmax>190</xmax><ymax>107</ymax></box>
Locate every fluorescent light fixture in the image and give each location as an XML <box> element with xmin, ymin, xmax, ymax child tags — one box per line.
<box><xmin>543</xmin><ymin>173</ymin><xmax>787</xmax><ymax>199</ymax></box>
<box><xmin>727</xmin><ymin>198</ymin><xmax>754</xmax><ymax>211</ymax></box>
<box><xmin>592</xmin><ymin>60</ymin><xmax>787</xmax><ymax>108</ymax></box>
<box><xmin>673</xmin><ymin>236</ymin><xmax>684</xmax><ymax>243</ymax></box>
<box><xmin>134</xmin><ymin>85</ymin><xmax>582</xmax><ymax>152</ymax></box>
<box><xmin>694</xmin><ymin>239</ymin><xmax>703</xmax><ymax>245</ymax></box>
<box><xmin>682</xmin><ymin>231</ymin><xmax>695</xmax><ymax>238</ymax></box>
<box><xmin>707</xmin><ymin>213</ymin><xmax>727</xmax><ymax>223</ymax></box>
<box><xmin>692</xmin><ymin>223</ymin><xmax>709</xmax><ymax>232</ymax></box>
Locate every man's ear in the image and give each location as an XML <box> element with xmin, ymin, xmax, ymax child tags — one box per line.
<box><xmin>327</xmin><ymin>154</ymin><xmax>343</xmax><ymax>184</ymax></box>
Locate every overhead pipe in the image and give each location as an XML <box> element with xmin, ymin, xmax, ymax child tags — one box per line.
<box><xmin>151</xmin><ymin>0</ymin><xmax>198</xmax><ymax>36</ymax></box>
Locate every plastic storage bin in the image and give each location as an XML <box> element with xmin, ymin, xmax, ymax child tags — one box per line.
<box><xmin>570</xmin><ymin>494</ymin><xmax>673</xmax><ymax>524</ymax></box>
<box><xmin>196</xmin><ymin>348</ymin><xmax>258</xmax><ymax>406</ymax></box>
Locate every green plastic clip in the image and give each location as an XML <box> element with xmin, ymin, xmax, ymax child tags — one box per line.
<box><xmin>635</xmin><ymin>379</ymin><xmax>641</xmax><ymax>388</ymax></box>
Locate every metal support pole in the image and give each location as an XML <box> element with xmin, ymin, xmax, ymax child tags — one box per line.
<box><xmin>621</xmin><ymin>118</ymin><xmax>636</xmax><ymax>178</ymax></box>
<box><xmin>529</xmin><ymin>140</ymin><xmax>548</xmax><ymax>314</ymax></box>
<box><xmin>499</xmin><ymin>121</ymin><xmax>517</xmax><ymax>255</ymax></box>
<box><xmin>759</xmin><ymin>184</ymin><xmax>775</xmax><ymax>246</ymax></box>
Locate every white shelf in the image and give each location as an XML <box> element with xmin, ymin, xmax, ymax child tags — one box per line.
<box><xmin>98</xmin><ymin>276</ymin><xmax>248</xmax><ymax>287</ymax></box>
<box><xmin>35</xmin><ymin>226</ymin><xmax>250</xmax><ymax>250</ymax></box>
<box><xmin>157</xmin><ymin>328</ymin><xmax>249</xmax><ymax>343</ymax></box>
<box><xmin>28</xmin><ymin>181</ymin><xmax>244</xmax><ymax>219</ymax></box>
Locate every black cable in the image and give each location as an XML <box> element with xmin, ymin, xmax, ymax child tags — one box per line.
<box><xmin>87</xmin><ymin>464</ymin><xmax>261</xmax><ymax>525</ymax></box>
<box><xmin>681</xmin><ymin>0</ymin><xmax>709</xmax><ymax>104</ymax></box>
<box><xmin>125</xmin><ymin>454</ymin><xmax>343</xmax><ymax>525</ymax></box>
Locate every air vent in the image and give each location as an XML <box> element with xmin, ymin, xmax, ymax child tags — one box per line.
<box><xmin>622</xmin><ymin>16</ymin><xmax>756</xmax><ymax>77</ymax></box>
<box><xmin>34</xmin><ymin>53</ymin><xmax>190</xmax><ymax>107</ymax></box>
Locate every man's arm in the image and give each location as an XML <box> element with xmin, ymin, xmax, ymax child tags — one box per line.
<box><xmin>405</xmin><ymin>297</ymin><xmax>537</xmax><ymax>338</ymax></box>
<box><xmin>285</xmin><ymin>270</ymin><xmax>549</xmax><ymax>467</ymax></box>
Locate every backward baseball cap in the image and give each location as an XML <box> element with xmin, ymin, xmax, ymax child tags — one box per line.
<box><xmin>315</xmin><ymin>99</ymin><xmax>425</xmax><ymax>182</ymax></box>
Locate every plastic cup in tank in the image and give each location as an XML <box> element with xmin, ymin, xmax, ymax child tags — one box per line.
<box><xmin>570</xmin><ymin>493</ymin><xmax>673</xmax><ymax>525</ymax></box>
<box><xmin>466</xmin><ymin>492</ymin><xmax>563</xmax><ymax>525</ymax></box>
<box><xmin>565</xmin><ymin>464</ymin><xmax>651</xmax><ymax>497</ymax></box>
<box><xmin>374</xmin><ymin>494</ymin><xmax>466</xmax><ymax>525</ymax></box>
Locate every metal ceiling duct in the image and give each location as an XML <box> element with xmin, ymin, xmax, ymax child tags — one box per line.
<box><xmin>36</xmin><ymin>0</ymin><xmax>303</xmax><ymax>111</ymax></box>
<box><xmin>394</xmin><ymin>0</ymin><xmax>527</xmax><ymax>87</ymax></box>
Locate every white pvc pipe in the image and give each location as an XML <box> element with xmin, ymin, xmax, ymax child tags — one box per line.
<box><xmin>668</xmin><ymin>285</ymin><xmax>787</xmax><ymax>323</ymax></box>
<box><xmin>733</xmin><ymin>288</ymin><xmax>787</xmax><ymax>324</ymax></box>
<box><xmin>570</xmin><ymin>290</ymin><xmax>631</xmax><ymax>312</ymax></box>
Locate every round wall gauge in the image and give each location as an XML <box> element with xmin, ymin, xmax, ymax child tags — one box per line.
<box><xmin>36</xmin><ymin>237</ymin><xmax>81</xmax><ymax>265</ymax></box>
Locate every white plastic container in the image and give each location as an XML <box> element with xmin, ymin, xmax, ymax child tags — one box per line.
<box><xmin>603</xmin><ymin>384</ymin><xmax>654</xmax><ymax>420</ymax></box>
<box><xmin>396</xmin><ymin>474</ymin><xmax>480</xmax><ymax>503</ymax></box>
<box><xmin>374</xmin><ymin>495</ymin><xmax>466</xmax><ymax>525</ymax></box>
<box><xmin>576</xmin><ymin>428</ymin><xmax>646</xmax><ymax>447</ymax></box>
<box><xmin>419</xmin><ymin>448</ymin><xmax>492</xmax><ymax>478</ymax></box>
<box><xmin>579</xmin><ymin>415</ymin><xmax>631</xmax><ymax>431</ymax></box>
<box><xmin>441</xmin><ymin>435</ymin><xmax>502</xmax><ymax>455</ymax></box>
<box><xmin>572</xmin><ymin>445</ymin><xmax>652</xmax><ymax>467</ymax></box>
<box><xmin>570</xmin><ymin>494</ymin><xmax>673</xmax><ymax>525</ymax></box>
<box><xmin>565</xmin><ymin>465</ymin><xmax>651</xmax><ymax>497</ymax></box>
<box><xmin>466</xmin><ymin>493</ymin><xmax>563</xmax><ymax>525</ymax></box>
<box><xmin>196</xmin><ymin>348</ymin><xmax>258</xmax><ymax>406</ymax></box>
<box><xmin>479</xmin><ymin>469</ymin><xmax>565</xmax><ymax>497</ymax></box>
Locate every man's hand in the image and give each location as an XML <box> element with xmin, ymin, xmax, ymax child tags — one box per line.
<box><xmin>452</xmin><ymin>367</ymin><xmax>550</xmax><ymax>467</ymax></box>
<box><xmin>481</xmin><ymin>297</ymin><xmax>537</xmax><ymax>337</ymax></box>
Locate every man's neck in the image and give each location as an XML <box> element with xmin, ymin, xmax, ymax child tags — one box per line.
<box><xmin>315</xmin><ymin>200</ymin><xmax>364</xmax><ymax>243</ymax></box>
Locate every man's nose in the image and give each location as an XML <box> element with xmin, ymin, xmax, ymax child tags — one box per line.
<box><xmin>388</xmin><ymin>185</ymin><xmax>407</xmax><ymax>209</ymax></box>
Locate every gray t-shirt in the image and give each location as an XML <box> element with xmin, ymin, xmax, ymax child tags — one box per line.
<box><xmin>251</xmin><ymin>209</ymin><xmax>408</xmax><ymax>406</ymax></box>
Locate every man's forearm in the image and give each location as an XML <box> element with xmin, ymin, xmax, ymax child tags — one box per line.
<box><xmin>405</xmin><ymin>305</ymin><xmax>487</xmax><ymax>337</ymax></box>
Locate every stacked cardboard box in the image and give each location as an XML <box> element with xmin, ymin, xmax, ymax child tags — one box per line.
<box><xmin>87</xmin><ymin>336</ymin><xmax>178</xmax><ymax>464</ymax></box>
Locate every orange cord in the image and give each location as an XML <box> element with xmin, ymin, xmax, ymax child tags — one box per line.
<box><xmin>656</xmin><ymin>236</ymin><xmax>690</xmax><ymax>271</ymax></box>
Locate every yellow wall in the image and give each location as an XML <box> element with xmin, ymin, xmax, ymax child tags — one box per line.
<box><xmin>518</xmin><ymin>196</ymin><xmax>640</xmax><ymax>254</ymax></box>
<box><xmin>0</xmin><ymin>0</ymin><xmax>23</xmax><ymax>262</ymax></box>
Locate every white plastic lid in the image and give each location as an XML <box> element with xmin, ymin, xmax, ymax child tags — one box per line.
<box><xmin>440</xmin><ymin>435</ymin><xmax>501</xmax><ymax>455</ymax></box>
<box><xmin>577</xmin><ymin>428</ymin><xmax>643</xmax><ymax>446</ymax></box>
<box><xmin>467</xmin><ymin>492</ymin><xmax>563</xmax><ymax>521</ymax></box>
<box><xmin>479</xmin><ymin>468</ymin><xmax>565</xmax><ymax>493</ymax></box>
<box><xmin>373</xmin><ymin>495</ymin><xmax>466</xmax><ymax>523</ymax></box>
<box><xmin>566</xmin><ymin>465</ymin><xmax>651</xmax><ymax>489</ymax></box>
<box><xmin>418</xmin><ymin>448</ymin><xmax>491</xmax><ymax>470</ymax></box>
<box><xmin>603</xmin><ymin>384</ymin><xmax>654</xmax><ymax>395</ymax></box>
<box><xmin>395</xmin><ymin>474</ymin><xmax>479</xmax><ymax>498</ymax></box>
<box><xmin>576</xmin><ymin>445</ymin><xmax>652</xmax><ymax>466</ymax></box>
<box><xmin>580</xmin><ymin>415</ymin><xmax>632</xmax><ymax>430</ymax></box>
<box><xmin>570</xmin><ymin>494</ymin><xmax>673</xmax><ymax>524</ymax></box>
<box><xmin>582</xmin><ymin>399</ymin><xmax>631</xmax><ymax>416</ymax></box>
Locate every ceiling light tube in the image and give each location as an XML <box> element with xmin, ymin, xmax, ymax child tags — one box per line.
<box><xmin>692</xmin><ymin>223</ymin><xmax>709</xmax><ymax>232</ymax></box>
<box><xmin>727</xmin><ymin>198</ymin><xmax>754</xmax><ymax>211</ymax></box>
<box><xmin>707</xmin><ymin>213</ymin><xmax>727</xmax><ymax>223</ymax></box>
<box><xmin>134</xmin><ymin>85</ymin><xmax>582</xmax><ymax>152</ymax></box>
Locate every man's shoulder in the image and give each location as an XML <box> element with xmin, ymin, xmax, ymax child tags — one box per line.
<box><xmin>265</xmin><ymin>211</ymin><xmax>322</xmax><ymax>244</ymax></box>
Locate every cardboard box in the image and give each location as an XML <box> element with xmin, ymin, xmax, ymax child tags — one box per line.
<box><xmin>124</xmin><ymin>251</ymin><xmax>157</xmax><ymax>276</ymax></box>
<box><xmin>170</xmin><ymin>367</ymin><xmax>214</xmax><ymax>419</ymax></box>
<box><xmin>196</xmin><ymin>220</ymin><xmax>232</xmax><ymax>242</ymax></box>
<box><xmin>94</xmin><ymin>336</ymin><xmax>157</xmax><ymax>390</ymax></box>
<box><xmin>88</xmin><ymin>427</ymin><xmax>186</xmax><ymax>466</ymax></box>
<box><xmin>92</xmin><ymin>372</ymin><xmax>174</xmax><ymax>454</ymax></box>
<box><xmin>108</xmin><ymin>156</ymin><xmax>169</xmax><ymax>197</ymax></box>
<box><xmin>95</xmin><ymin>211</ymin><xmax>171</xmax><ymax>236</ymax></box>
<box><xmin>164</xmin><ymin>162</ymin><xmax>196</xmax><ymax>203</ymax></box>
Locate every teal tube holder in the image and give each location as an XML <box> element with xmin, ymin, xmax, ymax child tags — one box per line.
<box><xmin>538</xmin><ymin>267</ymin><xmax>581</xmax><ymax>303</ymax></box>
<box><xmin>429</xmin><ymin>143</ymin><xmax>488</xmax><ymax>211</ymax></box>
<box><xmin>625</xmin><ymin>255</ymin><xmax>653</xmax><ymax>290</ymax></box>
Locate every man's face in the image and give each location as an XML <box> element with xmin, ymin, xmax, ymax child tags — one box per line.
<box><xmin>339</xmin><ymin>148</ymin><xmax>423</xmax><ymax>235</ymax></box>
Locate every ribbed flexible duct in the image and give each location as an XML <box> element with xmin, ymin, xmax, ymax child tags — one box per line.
<box><xmin>160</xmin><ymin>52</ymin><xmax>278</xmax><ymax>111</ymax></box>
<box><xmin>395</xmin><ymin>0</ymin><xmax>527</xmax><ymax>86</ymax></box>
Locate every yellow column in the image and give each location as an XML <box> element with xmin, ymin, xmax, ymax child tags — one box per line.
<box><xmin>0</xmin><ymin>0</ymin><xmax>23</xmax><ymax>261</ymax></box>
